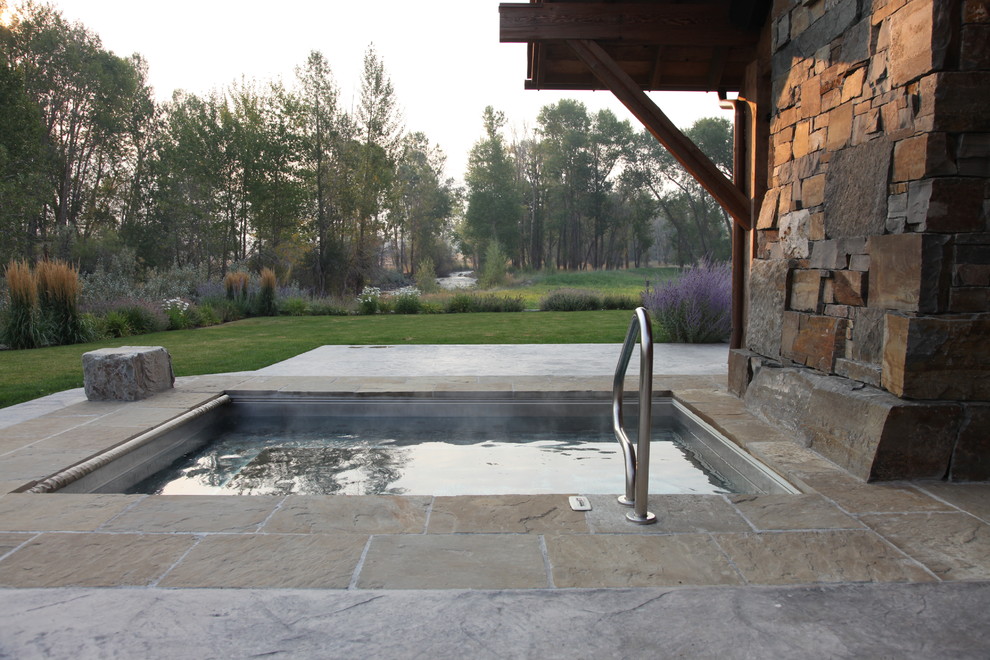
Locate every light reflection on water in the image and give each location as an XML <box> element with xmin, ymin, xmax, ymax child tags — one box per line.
<box><xmin>130</xmin><ymin>417</ymin><xmax>734</xmax><ymax>496</ymax></box>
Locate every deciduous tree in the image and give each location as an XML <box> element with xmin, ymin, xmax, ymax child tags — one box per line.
<box><xmin>463</xmin><ymin>106</ymin><xmax>522</xmax><ymax>268</ymax></box>
<box><xmin>0</xmin><ymin>26</ymin><xmax>50</xmax><ymax>263</ymax></box>
<box><xmin>8</xmin><ymin>3</ymin><xmax>151</xmax><ymax>256</ymax></box>
<box><xmin>627</xmin><ymin>116</ymin><xmax>733</xmax><ymax>265</ymax></box>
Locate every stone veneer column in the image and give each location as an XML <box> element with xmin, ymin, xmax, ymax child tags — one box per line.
<box><xmin>733</xmin><ymin>0</ymin><xmax>989</xmax><ymax>481</ymax></box>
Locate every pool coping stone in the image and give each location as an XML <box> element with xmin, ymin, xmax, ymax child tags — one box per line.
<box><xmin>1</xmin><ymin>345</ymin><xmax>988</xmax><ymax>657</ymax></box>
<box><xmin>1</xmin><ymin>373</ymin><xmax>987</xmax><ymax>593</ymax></box>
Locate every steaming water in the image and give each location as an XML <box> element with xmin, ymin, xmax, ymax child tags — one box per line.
<box><xmin>129</xmin><ymin>415</ymin><xmax>734</xmax><ymax>496</ymax></box>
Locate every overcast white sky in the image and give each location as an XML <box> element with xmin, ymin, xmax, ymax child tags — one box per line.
<box><xmin>36</xmin><ymin>0</ymin><xmax>728</xmax><ymax>181</ymax></box>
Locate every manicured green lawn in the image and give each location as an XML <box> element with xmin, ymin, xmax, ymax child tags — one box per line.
<box><xmin>495</xmin><ymin>267</ymin><xmax>678</xmax><ymax>307</ymax></box>
<box><xmin>0</xmin><ymin>311</ymin><xmax>633</xmax><ymax>409</ymax></box>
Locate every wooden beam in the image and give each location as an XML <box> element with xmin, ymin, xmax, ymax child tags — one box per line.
<box><xmin>566</xmin><ymin>39</ymin><xmax>752</xmax><ymax>229</ymax></box>
<box><xmin>500</xmin><ymin>2</ymin><xmax>758</xmax><ymax>47</ymax></box>
<box><xmin>523</xmin><ymin>79</ymin><xmax>746</xmax><ymax>93</ymax></box>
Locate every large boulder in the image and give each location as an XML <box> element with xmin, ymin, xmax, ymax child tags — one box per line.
<box><xmin>83</xmin><ymin>346</ymin><xmax>175</xmax><ymax>402</ymax></box>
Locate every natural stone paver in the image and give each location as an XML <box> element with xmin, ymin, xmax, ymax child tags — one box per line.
<box><xmin>500</xmin><ymin>376</ymin><xmax>611</xmax><ymax>394</ymax></box>
<box><xmin>916</xmin><ymin>483</ymin><xmax>990</xmax><ymax>523</ymax></box>
<box><xmin>0</xmin><ymin>394</ymin><xmax>87</xmax><ymax>432</ymax></box>
<box><xmin>100</xmin><ymin>495</ymin><xmax>283</xmax><ymax>533</ymax></box>
<box><xmin>251</xmin><ymin>344</ymin><xmax>728</xmax><ymax>379</ymax></box>
<box><xmin>435</xmin><ymin>381</ymin><xmax>515</xmax><ymax>395</ymax></box>
<box><xmin>0</xmin><ymin>417</ymin><xmax>93</xmax><ymax>441</ymax></box>
<box><xmin>428</xmin><ymin>495</ymin><xmax>588</xmax><ymax>533</ymax></box>
<box><xmin>172</xmin><ymin>374</ymin><xmax>255</xmax><ymax>392</ymax></box>
<box><xmin>215</xmin><ymin>377</ymin><xmax>289</xmax><ymax>393</ymax></box>
<box><xmin>546</xmin><ymin>533</ymin><xmax>742</xmax><ymax>587</ymax></box>
<box><xmin>674</xmin><ymin>388</ymin><xmax>747</xmax><ymax>408</ymax></box>
<box><xmin>2</xmin><ymin>368</ymin><xmax>989</xmax><ymax>595</ymax></box>
<box><xmin>425</xmin><ymin>376</ymin><xmax>480</xmax><ymax>385</ymax></box>
<box><xmin>250</xmin><ymin>376</ymin><xmax>339</xmax><ymax>391</ymax></box>
<box><xmin>807</xmin><ymin>481</ymin><xmax>955</xmax><ymax>514</ymax></box>
<box><xmin>159</xmin><ymin>534</ymin><xmax>368</xmax><ymax>588</ymax></box>
<box><xmin>4</xmin><ymin>583</ymin><xmax>990</xmax><ymax>660</ymax></box>
<box><xmin>0</xmin><ymin>448</ymin><xmax>98</xmax><ymax>484</ymax></box>
<box><xmin>730</xmin><ymin>494</ymin><xmax>864</xmax><ymax>530</ymax></box>
<box><xmin>91</xmin><ymin>406</ymin><xmax>191</xmax><ymax>429</ymax></box>
<box><xmin>0</xmin><ymin>532</ymin><xmax>195</xmax><ymax>587</ymax></box>
<box><xmin>322</xmin><ymin>377</ymin><xmax>399</xmax><ymax>389</ymax></box>
<box><xmin>686</xmin><ymin>409</ymin><xmax>764</xmax><ymax>439</ymax></box>
<box><xmin>746</xmin><ymin>441</ymin><xmax>846</xmax><ymax>479</ymax></box>
<box><xmin>0</xmin><ymin>436</ymin><xmax>35</xmax><ymax>456</ymax></box>
<box><xmin>713</xmin><ymin>530</ymin><xmax>936</xmax><ymax>585</ymax></box>
<box><xmin>400</xmin><ymin>377</ymin><xmax>456</xmax><ymax>391</ymax></box>
<box><xmin>32</xmin><ymin>425</ymin><xmax>141</xmax><ymax>452</ymax></box>
<box><xmin>586</xmin><ymin>494</ymin><xmax>751</xmax><ymax>533</ymax></box>
<box><xmin>128</xmin><ymin>391</ymin><xmax>221</xmax><ymax>409</ymax></box>
<box><xmin>262</xmin><ymin>495</ymin><xmax>430</xmax><ymax>534</ymax></box>
<box><xmin>47</xmin><ymin>400</ymin><xmax>128</xmax><ymax>417</ymax></box>
<box><xmin>708</xmin><ymin>416</ymin><xmax>797</xmax><ymax>446</ymax></box>
<box><xmin>356</xmin><ymin>382</ymin><xmax>439</xmax><ymax>394</ymax></box>
<box><xmin>655</xmin><ymin>375</ymin><xmax>727</xmax><ymax>391</ymax></box>
<box><xmin>358</xmin><ymin>534</ymin><xmax>547</xmax><ymax>589</ymax></box>
<box><xmin>859</xmin><ymin>513</ymin><xmax>990</xmax><ymax>581</ymax></box>
<box><xmin>0</xmin><ymin>533</ymin><xmax>32</xmax><ymax>556</ymax></box>
<box><xmin>0</xmin><ymin>481</ymin><xmax>28</xmax><ymax>495</ymax></box>
<box><xmin>0</xmin><ymin>494</ymin><xmax>142</xmax><ymax>531</ymax></box>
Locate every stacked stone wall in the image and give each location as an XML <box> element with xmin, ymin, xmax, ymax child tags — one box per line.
<box><xmin>740</xmin><ymin>0</ymin><xmax>989</xmax><ymax>480</ymax></box>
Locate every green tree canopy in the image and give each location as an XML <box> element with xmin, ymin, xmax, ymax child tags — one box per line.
<box><xmin>626</xmin><ymin>116</ymin><xmax>733</xmax><ymax>265</ymax></box>
<box><xmin>463</xmin><ymin>106</ymin><xmax>522</xmax><ymax>267</ymax></box>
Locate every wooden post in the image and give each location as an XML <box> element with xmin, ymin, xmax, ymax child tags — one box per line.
<box><xmin>731</xmin><ymin>100</ymin><xmax>748</xmax><ymax>349</ymax></box>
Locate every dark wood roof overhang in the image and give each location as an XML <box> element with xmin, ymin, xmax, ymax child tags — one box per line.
<box><xmin>500</xmin><ymin>1</ymin><xmax>763</xmax><ymax>94</ymax></box>
<box><xmin>499</xmin><ymin>0</ymin><xmax>768</xmax><ymax>230</ymax></box>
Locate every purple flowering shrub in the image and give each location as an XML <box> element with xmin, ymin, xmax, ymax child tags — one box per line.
<box><xmin>642</xmin><ymin>260</ymin><xmax>732</xmax><ymax>343</ymax></box>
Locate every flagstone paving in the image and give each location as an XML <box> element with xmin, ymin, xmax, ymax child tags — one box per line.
<box><xmin>0</xmin><ymin>371</ymin><xmax>987</xmax><ymax>592</ymax></box>
<box><xmin>0</xmin><ymin>344</ymin><xmax>988</xmax><ymax>657</ymax></box>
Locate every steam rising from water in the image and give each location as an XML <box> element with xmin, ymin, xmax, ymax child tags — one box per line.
<box><xmin>130</xmin><ymin>415</ymin><xmax>734</xmax><ymax>496</ymax></box>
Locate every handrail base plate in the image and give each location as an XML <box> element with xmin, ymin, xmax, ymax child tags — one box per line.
<box><xmin>626</xmin><ymin>511</ymin><xmax>657</xmax><ymax>525</ymax></box>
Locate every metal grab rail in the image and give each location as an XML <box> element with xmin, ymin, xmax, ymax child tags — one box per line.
<box><xmin>612</xmin><ymin>307</ymin><xmax>657</xmax><ymax>524</ymax></box>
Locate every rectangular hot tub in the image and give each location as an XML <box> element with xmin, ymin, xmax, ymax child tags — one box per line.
<box><xmin>46</xmin><ymin>394</ymin><xmax>798</xmax><ymax>496</ymax></box>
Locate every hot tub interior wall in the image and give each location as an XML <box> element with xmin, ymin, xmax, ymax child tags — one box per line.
<box><xmin>56</xmin><ymin>411</ymin><xmax>231</xmax><ymax>494</ymax></box>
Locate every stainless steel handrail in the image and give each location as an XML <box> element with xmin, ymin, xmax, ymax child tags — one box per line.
<box><xmin>611</xmin><ymin>307</ymin><xmax>657</xmax><ymax>524</ymax></box>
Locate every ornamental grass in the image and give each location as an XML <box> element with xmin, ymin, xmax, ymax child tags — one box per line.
<box><xmin>257</xmin><ymin>268</ymin><xmax>278</xmax><ymax>316</ymax></box>
<box><xmin>224</xmin><ymin>271</ymin><xmax>250</xmax><ymax>301</ymax></box>
<box><xmin>3</xmin><ymin>260</ymin><xmax>39</xmax><ymax>349</ymax></box>
<box><xmin>36</xmin><ymin>259</ymin><xmax>84</xmax><ymax>346</ymax></box>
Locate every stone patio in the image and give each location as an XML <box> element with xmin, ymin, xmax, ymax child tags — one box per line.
<box><xmin>0</xmin><ymin>345</ymin><xmax>988</xmax><ymax>657</ymax></box>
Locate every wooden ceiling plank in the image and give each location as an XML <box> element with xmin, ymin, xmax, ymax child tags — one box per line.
<box><xmin>565</xmin><ymin>38</ymin><xmax>751</xmax><ymax>229</ymax></box>
<box><xmin>706</xmin><ymin>46</ymin><xmax>728</xmax><ymax>91</ymax></box>
<box><xmin>534</xmin><ymin>42</ymin><xmax>547</xmax><ymax>88</ymax></box>
<box><xmin>649</xmin><ymin>46</ymin><xmax>665</xmax><ymax>90</ymax></box>
<box><xmin>500</xmin><ymin>2</ymin><xmax>758</xmax><ymax>47</ymax></box>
